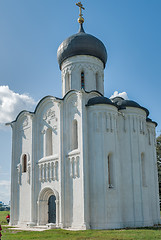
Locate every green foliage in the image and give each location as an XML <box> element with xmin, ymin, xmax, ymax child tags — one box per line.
<box><xmin>156</xmin><ymin>135</ymin><xmax>161</xmax><ymax>205</ymax></box>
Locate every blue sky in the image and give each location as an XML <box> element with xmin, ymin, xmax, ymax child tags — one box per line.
<box><xmin>0</xmin><ymin>0</ymin><xmax>161</xmax><ymax>204</ymax></box>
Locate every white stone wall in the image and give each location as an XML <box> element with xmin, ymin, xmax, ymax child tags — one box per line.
<box><xmin>62</xmin><ymin>91</ymin><xmax>84</xmax><ymax>228</ymax></box>
<box><xmin>34</xmin><ymin>97</ymin><xmax>61</xmax><ymax>227</ymax></box>
<box><xmin>10</xmin><ymin>113</ymin><xmax>33</xmax><ymax>226</ymax></box>
<box><xmin>10</xmin><ymin>91</ymin><xmax>160</xmax><ymax>229</ymax></box>
<box><xmin>87</xmin><ymin>104</ymin><xmax>121</xmax><ymax>229</ymax></box>
<box><xmin>86</xmin><ymin>104</ymin><xmax>160</xmax><ymax>229</ymax></box>
<box><xmin>61</xmin><ymin>56</ymin><xmax>104</xmax><ymax>97</ymax></box>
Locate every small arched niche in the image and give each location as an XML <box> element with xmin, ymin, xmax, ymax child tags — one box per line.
<box><xmin>22</xmin><ymin>154</ymin><xmax>27</xmax><ymax>173</ymax></box>
<box><xmin>96</xmin><ymin>72</ymin><xmax>99</xmax><ymax>91</ymax></box>
<box><xmin>81</xmin><ymin>71</ymin><xmax>85</xmax><ymax>89</ymax></box>
<box><xmin>141</xmin><ymin>152</ymin><xmax>146</xmax><ymax>187</ymax></box>
<box><xmin>107</xmin><ymin>153</ymin><xmax>114</xmax><ymax>188</ymax></box>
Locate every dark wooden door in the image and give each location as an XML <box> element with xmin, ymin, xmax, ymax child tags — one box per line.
<box><xmin>48</xmin><ymin>195</ymin><xmax>56</xmax><ymax>223</ymax></box>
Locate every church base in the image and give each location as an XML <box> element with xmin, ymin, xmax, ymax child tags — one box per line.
<box><xmin>46</xmin><ymin>223</ymin><xmax>57</xmax><ymax>229</ymax></box>
<box><xmin>70</xmin><ymin>222</ymin><xmax>90</xmax><ymax>230</ymax></box>
<box><xmin>26</xmin><ymin>222</ymin><xmax>36</xmax><ymax>227</ymax></box>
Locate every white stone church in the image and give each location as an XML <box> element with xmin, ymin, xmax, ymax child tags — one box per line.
<box><xmin>8</xmin><ymin>4</ymin><xmax>160</xmax><ymax>230</ymax></box>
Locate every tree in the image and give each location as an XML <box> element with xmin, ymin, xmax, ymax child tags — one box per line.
<box><xmin>0</xmin><ymin>202</ymin><xmax>3</xmax><ymax>211</ymax></box>
<box><xmin>156</xmin><ymin>135</ymin><xmax>161</xmax><ymax>208</ymax></box>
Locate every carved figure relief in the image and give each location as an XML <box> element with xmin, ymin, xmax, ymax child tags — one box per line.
<box><xmin>43</xmin><ymin>109</ymin><xmax>57</xmax><ymax>123</ymax></box>
<box><xmin>23</xmin><ymin>117</ymin><xmax>29</xmax><ymax>128</ymax></box>
<box><xmin>43</xmin><ymin>108</ymin><xmax>58</xmax><ymax>133</ymax></box>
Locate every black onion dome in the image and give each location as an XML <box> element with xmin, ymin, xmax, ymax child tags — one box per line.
<box><xmin>57</xmin><ymin>24</ymin><xmax>107</xmax><ymax>69</ymax></box>
<box><xmin>111</xmin><ymin>97</ymin><xmax>149</xmax><ymax>116</ymax></box>
<box><xmin>146</xmin><ymin>118</ymin><xmax>157</xmax><ymax>126</ymax></box>
<box><xmin>86</xmin><ymin>96</ymin><xmax>115</xmax><ymax>107</ymax></box>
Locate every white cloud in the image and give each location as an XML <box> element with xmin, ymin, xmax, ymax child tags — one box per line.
<box><xmin>0</xmin><ymin>167</ymin><xmax>9</xmax><ymax>176</ymax></box>
<box><xmin>110</xmin><ymin>91</ymin><xmax>129</xmax><ymax>100</ymax></box>
<box><xmin>0</xmin><ymin>180</ymin><xmax>10</xmax><ymax>204</ymax></box>
<box><xmin>0</xmin><ymin>86</ymin><xmax>36</xmax><ymax>127</ymax></box>
<box><xmin>0</xmin><ymin>180</ymin><xmax>10</xmax><ymax>187</ymax></box>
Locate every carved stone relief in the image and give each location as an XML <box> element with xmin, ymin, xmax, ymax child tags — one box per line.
<box><xmin>43</xmin><ymin>109</ymin><xmax>57</xmax><ymax>122</ymax></box>
<box><xmin>43</xmin><ymin>108</ymin><xmax>58</xmax><ymax>132</ymax></box>
<box><xmin>23</xmin><ymin>117</ymin><xmax>28</xmax><ymax>128</ymax></box>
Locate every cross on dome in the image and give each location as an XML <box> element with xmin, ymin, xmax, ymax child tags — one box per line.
<box><xmin>76</xmin><ymin>1</ymin><xmax>85</xmax><ymax>24</ymax></box>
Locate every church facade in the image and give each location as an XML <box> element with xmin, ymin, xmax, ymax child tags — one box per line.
<box><xmin>9</xmin><ymin>5</ymin><xmax>160</xmax><ymax>230</ymax></box>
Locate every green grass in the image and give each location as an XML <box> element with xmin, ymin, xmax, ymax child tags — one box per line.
<box><xmin>0</xmin><ymin>210</ymin><xmax>10</xmax><ymax>225</ymax></box>
<box><xmin>1</xmin><ymin>227</ymin><xmax>161</xmax><ymax>240</ymax></box>
<box><xmin>0</xmin><ymin>211</ymin><xmax>161</xmax><ymax>240</ymax></box>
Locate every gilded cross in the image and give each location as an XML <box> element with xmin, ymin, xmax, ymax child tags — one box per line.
<box><xmin>76</xmin><ymin>2</ymin><xmax>85</xmax><ymax>18</ymax></box>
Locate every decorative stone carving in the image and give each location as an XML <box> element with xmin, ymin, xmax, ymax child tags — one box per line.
<box><xmin>38</xmin><ymin>159</ymin><xmax>59</xmax><ymax>182</ymax></box>
<box><xmin>70</xmin><ymin>96</ymin><xmax>78</xmax><ymax>109</ymax></box>
<box><xmin>68</xmin><ymin>155</ymin><xmax>80</xmax><ymax>179</ymax></box>
<box><xmin>43</xmin><ymin>109</ymin><xmax>58</xmax><ymax>133</ymax></box>
<box><xmin>43</xmin><ymin>109</ymin><xmax>57</xmax><ymax>122</ymax></box>
<box><xmin>41</xmin><ymin>129</ymin><xmax>46</xmax><ymax>135</ymax></box>
<box><xmin>62</xmin><ymin>64</ymin><xmax>75</xmax><ymax>75</ymax></box>
<box><xmin>23</xmin><ymin>117</ymin><xmax>29</xmax><ymax>128</ymax></box>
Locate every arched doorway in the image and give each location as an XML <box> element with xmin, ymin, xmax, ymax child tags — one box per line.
<box><xmin>48</xmin><ymin>195</ymin><xmax>56</xmax><ymax>223</ymax></box>
<box><xmin>37</xmin><ymin>188</ymin><xmax>59</xmax><ymax>226</ymax></box>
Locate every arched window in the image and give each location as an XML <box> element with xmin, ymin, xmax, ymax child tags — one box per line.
<box><xmin>141</xmin><ymin>153</ymin><xmax>146</xmax><ymax>187</ymax></box>
<box><xmin>22</xmin><ymin>154</ymin><xmax>27</xmax><ymax>173</ymax></box>
<box><xmin>72</xmin><ymin>120</ymin><xmax>78</xmax><ymax>150</ymax></box>
<box><xmin>108</xmin><ymin>153</ymin><xmax>114</xmax><ymax>188</ymax></box>
<box><xmin>46</xmin><ymin>128</ymin><xmax>53</xmax><ymax>156</ymax></box>
<box><xmin>96</xmin><ymin>72</ymin><xmax>99</xmax><ymax>91</ymax></box>
<box><xmin>81</xmin><ymin>72</ymin><xmax>85</xmax><ymax>89</ymax></box>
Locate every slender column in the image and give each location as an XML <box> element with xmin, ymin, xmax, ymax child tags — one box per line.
<box><xmin>27</xmin><ymin>164</ymin><xmax>31</xmax><ymax>184</ymax></box>
<box><xmin>43</xmin><ymin>130</ymin><xmax>46</xmax><ymax>157</ymax></box>
<box><xmin>39</xmin><ymin>165</ymin><xmax>42</xmax><ymax>182</ymax></box>
<box><xmin>50</xmin><ymin>162</ymin><xmax>53</xmax><ymax>181</ymax></box>
<box><xmin>47</xmin><ymin>163</ymin><xmax>49</xmax><ymax>181</ymax></box>
<box><xmin>70</xmin><ymin>158</ymin><xmax>73</xmax><ymax>177</ymax></box>
<box><xmin>42</xmin><ymin>164</ymin><xmax>45</xmax><ymax>181</ymax></box>
<box><xmin>55</xmin><ymin>200</ymin><xmax>59</xmax><ymax>227</ymax></box>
